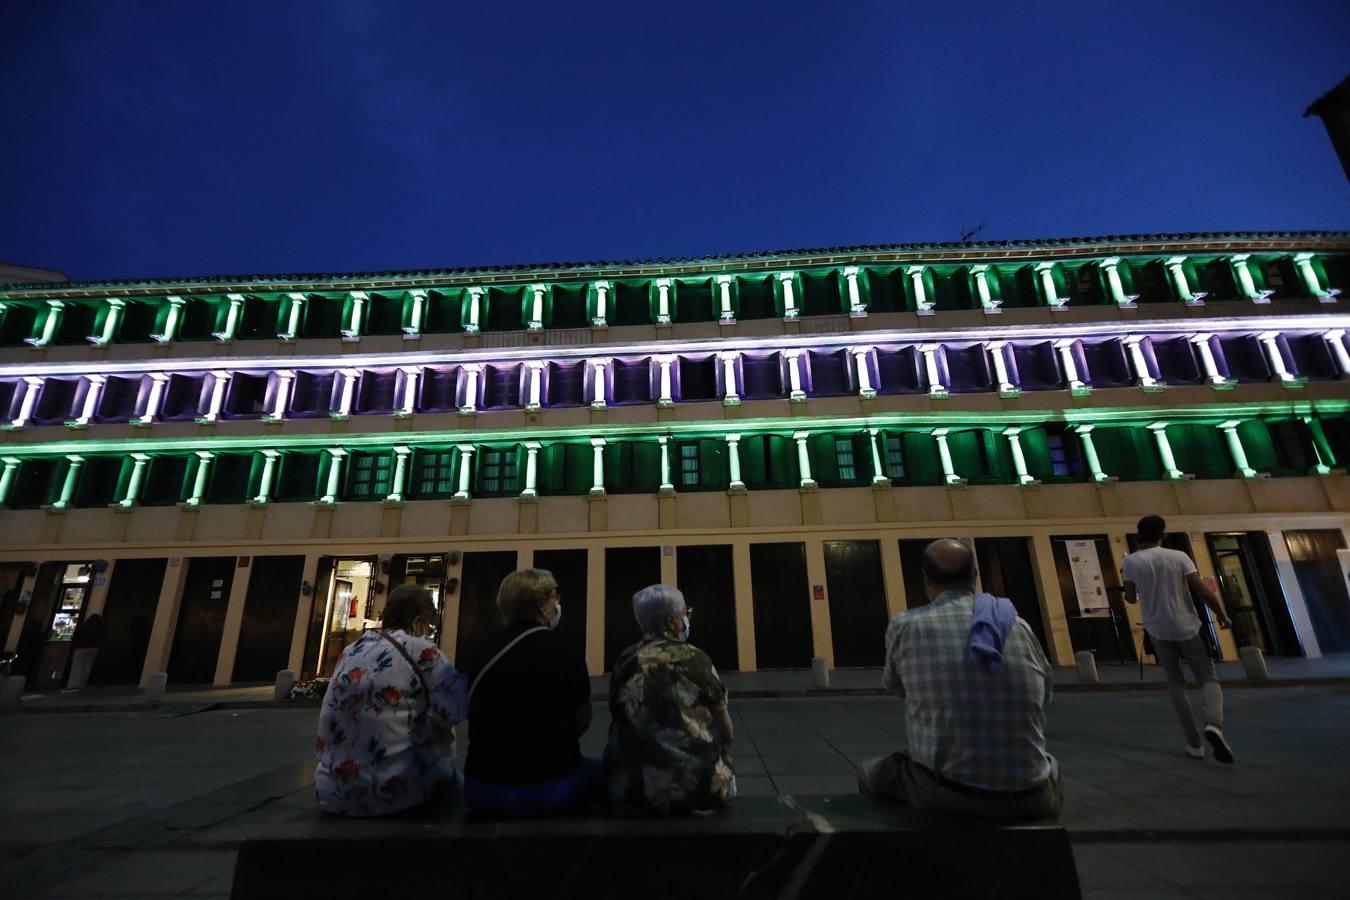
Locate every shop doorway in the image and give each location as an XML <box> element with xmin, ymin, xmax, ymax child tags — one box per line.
<box><xmin>1051</xmin><ymin>535</ymin><xmax>1135</xmax><ymax>663</ymax></box>
<box><xmin>824</xmin><ymin>540</ymin><xmax>888</xmax><ymax>667</ymax></box>
<box><xmin>1126</xmin><ymin>533</ymin><xmax>1221</xmax><ymax>659</ymax></box>
<box><xmin>1205</xmin><ymin>533</ymin><xmax>1302</xmax><ymax>657</ymax></box>
<box><xmin>1283</xmin><ymin>529</ymin><xmax>1350</xmax><ymax>653</ymax></box>
<box><xmin>533</xmin><ymin>549</ymin><xmax>588</xmax><ymax>665</ymax></box>
<box><xmin>167</xmin><ymin>557</ymin><xmax>236</xmax><ymax>685</ymax></box>
<box><xmin>676</xmin><ymin>545</ymin><xmax>738</xmax><ymax>672</ymax></box>
<box><xmin>91</xmin><ymin>557</ymin><xmax>168</xmax><ymax>685</ymax></box>
<box><xmin>390</xmin><ymin>554</ymin><xmax>449</xmax><ymax>634</ymax></box>
<box><xmin>17</xmin><ymin>561</ymin><xmax>95</xmax><ymax>690</ymax></box>
<box><xmin>303</xmin><ymin>557</ymin><xmax>377</xmax><ymax>678</ymax></box>
<box><xmin>975</xmin><ymin>537</ymin><xmax>1049</xmax><ymax>652</ymax></box>
<box><xmin>749</xmin><ymin>542</ymin><xmax>814</xmax><ymax>669</ymax></box>
<box><xmin>455</xmin><ymin>550</ymin><xmax>519</xmax><ymax>665</ymax></box>
<box><xmin>604</xmin><ymin>547</ymin><xmax>660</xmax><ymax>670</ymax></box>
<box><xmin>231</xmin><ymin>555</ymin><xmax>305</xmax><ymax>683</ymax></box>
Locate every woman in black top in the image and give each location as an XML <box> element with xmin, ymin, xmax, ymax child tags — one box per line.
<box><xmin>463</xmin><ymin>568</ymin><xmax>596</xmax><ymax>817</ymax></box>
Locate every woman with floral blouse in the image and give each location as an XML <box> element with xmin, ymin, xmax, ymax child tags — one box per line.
<box><xmin>604</xmin><ymin>584</ymin><xmax>736</xmax><ymax>816</ymax></box>
<box><xmin>315</xmin><ymin>584</ymin><xmax>468</xmax><ymax>817</ymax></box>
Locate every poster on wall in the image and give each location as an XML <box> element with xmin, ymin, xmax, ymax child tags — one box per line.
<box><xmin>1066</xmin><ymin>539</ymin><xmax>1110</xmax><ymax>617</ymax></box>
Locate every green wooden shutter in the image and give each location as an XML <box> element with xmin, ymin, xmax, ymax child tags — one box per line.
<box><xmin>809</xmin><ymin>433</ymin><xmax>841</xmax><ymax>486</ymax></box>
<box><xmin>740</xmin><ymin>435</ymin><xmax>768</xmax><ymax>487</ymax></box>
<box><xmin>700</xmin><ymin>438</ymin><xmax>727</xmax><ymax>489</ymax></box>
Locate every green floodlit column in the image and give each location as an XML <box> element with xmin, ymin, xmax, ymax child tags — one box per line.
<box><xmin>932</xmin><ymin>428</ymin><xmax>963</xmax><ymax>485</ymax></box>
<box><xmin>524</xmin><ymin>362</ymin><xmax>543</xmax><ymax>411</ymax></box>
<box><xmin>319</xmin><ymin>449</ymin><xmax>346</xmax><ymax>504</ymax></box>
<box><xmin>1230</xmin><ymin>254</ymin><xmax>1271</xmax><ymax>303</ymax></box>
<box><xmin>792</xmin><ymin>431</ymin><xmax>817</xmax><ymax>488</ymax></box>
<box><xmin>1165</xmin><ymin>257</ymin><xmax>1201</xmax><ymax>305</ymax></box>
<box><xmin>589</xmin><ymin>438</ymin><xmax>606</xmax><ymax>495</ymax></box>
<box><xmin>778</xmin><ymin>272</ymin><xmax>799</xmax><ymax>319</ymax></box>
<box><xmin>658</xmin><ymin>436</ymin><xmax>674</xmax><ymax>493</ymax></box>
<box><xmin>655</xmin><ymin>279</ymin><xmax>673</xmax><ymax>325</ymax></box>
<box><xmin>657</xmin><ymin>357</ymin><xmax>675</xmax><ymax>406</ymax></box>
<box><xmin>279</xmin><ymin>293</ymin><xmax>305</xmax><ymax>340</ymax></box>
<box><xmin>971</xmin><ymin>265</ymin><xmax>1000</xmax><ymax>313</ymax></box>
<box><xmin>1074</xmin><ymin>425</ymin><xmax>1109</xmax><ymax>483</ymax></box>
<box><xmin>119</xmin><ymin>454</ymin><xmax>150</xmax><ymax>507</ymax></box>
<box><xmin>988</xmin><ymin>341</ymin><xmax>1018</xmax><ymax>396</ymax></box>
<box><xmin>90</xmin><ymin>298</ymin><xmax>125</xmax><ymax>345</ymax></box>
<box><xmin>454</xmin><ymin>445</ymin><xmax>474</xmax><ymax>500</ymax></box>
<box><xmin>907</xmin><ymin>265</ymin><xmax>935</xmax><ymax>315</ymax></box>
<box><xmin>867</xmin><ymin>428</ymin><xmax>890</xmax><ymax>486</ymax></box>
<box><xmin>1004</xmin><ymin>427</ymin><xmax>1037</xmax><ymax>486</ymax></box>
<box><xmin>51</xmin><ymin>455</ymin><xmax>84</xmax><ymax>509</ymax></box>
<box><xmin>152</xmin><ymin>296</ymin><xmax>186</xmax><ymax>342</ymax></box>
<box><xmin>920</xmin><ymin>344</ymin><xmax>948</xmax><ymax>398</ymax></box>
<box><xmin>521</xmin><ymin>442</ymin><xmax>540</xmax><ymax>498</ymax></box>
<box><xmin>1303</xmin><ymin>417</ymin><xmax>1336</xmax><ymax>475</ymax></box>
<box><xmin>844</xmin><ymin>266</ymin><xmax>866</xmax><ymax>315</ymax></box>
<box><xmin>726</xmin><ymin>433</ymin><xmax>745</xmax><ymax>490</ymax></box>
<box><xmin>1294</xmin><ymin>253</ymin><xmax>1336</xmax><ymax>300</ymax></box>
<box><xmin>465</xmin><ymin>287</ymin><xmax>483</xmax><ymax>333</ymax></box>
<box><xmin>1123</xmin><ymin>336</ymin><xmax>1162</xmax><ymax>390</ymax></box>
<box><xmin>267</xmin><ymin>371</ymin><xmax>295</xmax><ymax>422</ymax></box>
<box><xmin>1034</xmin><ymin>262</ymin><xmax>1069</xmax><ymax>310</ymax></box>
<box><xmin>213</xmin><ymin>294</ymin><xmax>244</xmax><ymax>341</ymax></box>
<box><xmin>592</xmin><ymin>281</ymin><xmax>611</xmax><ymax>327</ymax></box>
<box><xmin>0</xmin><ymin>457</ymin><xmax>20</xmax><ymax>505</ymax></box>
<box><xmin>186</xmin><ymin>452</ymin><xmax>213</xmax><ymax>506</ymax></box>
<box><xmin>1218</xmin><ymin>422</ymin><xmax>1258</xmax><ymax>479</ymax></box>
<box><xmin>25</xmin><ymin>300</ymin><xmax>63</xmax><ymax>347</ymax></box>
<box><xmin>1258</xmin><ymin>332</ymin><xmax>1303</xmax><ymax>386</ymax></box>
<box><xmin>1325</xmin><ymin>330</ymin><xmax>1350</xmax><ymax>376</ymax></box>
<box><xmin>399</xmin><ymin>367</ymin><xmax>420</xmax><ymax>417</ymax></box>
<box><xmin>387</xmin><ymin>446</ymin><xmax>411</xmax><ymax>502</ymax></box>
<box><xmin>852</xmin><ymin>347</ymin><xmax>877</xmax><ymax>399</ymax></box>
<box><xmin>252</xmin><ymin>450</ymin><xmax>279</xmax><ymax>504</ymax></box>
<box><xmin>332</xmin><ymin>369</ymin><xmax>358</xmax><ymax>419</ymax></box>
<box><xmin>1147</xmin><ymin>423</ymin><xmax>1185</xmax><ymax>480</ymax></box>
<box><xmin>1099</xmin><ymin>257</ymin><xmax>1134</xmax><ymax>307</ymax></box>
<box><xmin>1189</xmin><ymin>334</ymin><xmax>1233</xmax><ymax>389</ymax></box>
<box><xmin>404</xmin><ymin>289</ymin><xmax>426</xmax><ymax>336</ymax></box>
<box><xmin>342</xmin><ymin>291</ymin><xmax>367</xmax><ymax>340</ymax></box>
<box><xmin>590</xmin><ymin>360</ymin><xmax>609</xmax><ymax>409</ymax></box>
<box><xmin>69</xmin><ymin>375</ymin><xmax>106</xmax><ymax>427</ymax></box>
<box><xmin>720</xmin><ymin>352</ymin><xmax>741</xmax><ymax>406</ymax></box>
<box><xmin>10</xmin><ymin>376</ymin><xmax>43</xmax><ymax>428</ymax></box>
<box><xmin>785</xmin><ymin>350</ymin><xmax>806</xmax><ymax>401</ymax></box>
<box><xmin>528</xmin><ymin>285</ymin><xmax>546</xmax><ymax>330</ymax></box>
<box><xmin>717</xmin><ymin>275</ymin><xmax>735</xmax><ymax>321</ymax></box>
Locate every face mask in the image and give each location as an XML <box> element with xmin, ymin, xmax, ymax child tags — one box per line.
<box><xmin>548</xmin><ymin>601</ymin><xmax>562</xmax><ymax>630</ymax></box>
<box><xmin>678</xmin><ymin>613</ymin><xmax>691</xmax><ymax>642</ymax></box>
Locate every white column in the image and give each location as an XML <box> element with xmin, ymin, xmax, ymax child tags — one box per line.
<box><xmin>280</xmin><ymin>292</ymin><xmax>305</xmax><ymax>340</ymax></box>
<box><xmin>404</xmin><ymin>289</ymin><xmax>426</xmax><ymax>335</ymax></box>
<box><xmin>717</xmin><ymin>274</ymin><xmax>735</xmax><ymax>321</ymax></box>
<box><xmin>779</xmin><ymin>272</ymin><xmax>799</xmax><ymax>318</ymax></box>
<box><xmin>1075</xmin><ymin>424</ymin><xmax>1109</xmax><ymax>482</ymax></box>
<box><xmin>87</xmin><ymin>300</ymin><xmax>124</xmax><ymax>348</ymax></box>
<box><xmin>793</xmin><ymin>431</ymin><xmax>817</xmax><ymax>488</ymax></box>
<box><xmin>590</xmin><ymin>438</ymin><xmax>606</xmax><ymax>495</ymax></box>
<box><xmin>185</xmin><ymin>452</ymin><xmax>213</xmax><ymax>506</ymax></box>
<box><xmin>1218</xmin><ymin>422</ymin><xmax>1258</xmax><ymax>478</ymax></box>
<box><xmin>657</xmin><ymin>357</ymin><xmax>675</xmax><ymax>406</ymax></box>
<box><xmin>51</xmin><ymin>455</ymin><xmax>83</xmax><ymax>509</ymax></box>
<box><xmin>521</xmin><ymin>442</ymin><xmax>541</xmax><ymax>497</ymax></box>
<box><xmin>1148</xmin><ymin>423</ymin><xmax>1185</xmax><ymax>479</ymax></box>
<box><xmin>252</xmin><ymin>450</ymin><xmax>279</xmax><ymax>504</ymax></box>
<box><xmin>971</xmin><ymin>265</ymin><xmax>1000</xmax><ymax>312</ymax></box>
<box><xmin>118</xmin><ymin>454</ymin><xmax>150</xmax><ymax>507</ymax></box>
<box><xmin>907</xmin><ymin>265</ymin><xmax>935</xmax><ymax>314</ymax></box>
<box><xmin>785</xmin><ymin>349</ymin><xmax>806</xmax><ymax>401</ymax></box>
<box><xmin>655</xmin><ymin>279</ymin><xmax>673</xmax><ymax>325</ymax></box>
<box><xmin>26</xmin><ymin>300</ymin><xmax>64</xmax><ymax>347</ymax></box>
<box><xmin>851</xmin><ymin>347</ymin><xmax>876</xmax><ymax>398</ymax></box>
<box><xmin>266</xmin><ymin>371</ymin><xmax>295</xmax><ymax>422</ymax></box>
<box><xmin>151</xmin><ymin>297</ymin><xmax>186</xmax><ymax>343</ymax></box>
<box><xmin>1035</xmin><ymin>262</ymin><xmax>1069</xmax><ymax>310</ymax></box>
<box><xmin>589</xmin><ymin>359</ymin><xmax>608</xmax><ymax>408</ymax></box>
<box><xmin>592</xmin><ymin>281</ymin><xmax>610</xmax><ymax>326</ymax></box>
<box><xmin>868</xmin><ymin>428</ymin><xmax>890</xmax><ymax>485</ymax></box>
<box><xmin>212</xmin><ymin>294</ymin><xmax>244</xmax><ymax>341</ymax></box>
<box><xmin>726</xmin><ymin>433</ymin><xmax>745</xmax><ymax>490</ymax></box>
<box><xmin>524</xmin><ymin>362</ymin><xmax>543</xmax><ymax>411</ymax></box>
<box><xmin>932</xmin><ymin>429</ymin><xmax>963</xmax><ymax>485</ymax></box>
<box><xmin>465</xmin><ymin>287</ymin><xmax>483</xmax><ymax>333</ymax></box>
<box><xmin>720</xmin><ymin>352</ymin><xmax>740</xmax><ymax>405</ymax></box>
<box><xmin>1258</xmin><ymin>331</ymin><xmax>1302</xmax><ymax>386</ymax></box>
<box><xmin>69</xmin><ymin>375</ymin><xmax>106</xmax><ymax>427</ymax></box>
<box><xmin>387</xmin><ymin>446</ymin><xmax>411</xmax><ymax>502</ymax></box>
<box><xmin>1004</xmin><ymin>427</ymin><xmax>1037</xmax><ymax>485</ymax></box>
<box><xmin>342</xmin><ymin>291</ymin><xmax>367</xmax><ymax>339</ymax></box>
<box><xmin>454</xmin><ymin>445</ymin><xmax>475</xmax><ymax>499</ymax></box>
<box><xmin>319</xmin><ymin>449</ymin><xmax>346</xmax><ymax>504</ymax></box>
<box><xmin>920</xmin><ymin>343</ymin><xmax>948</xmax><ymax>398</ymax></box>
<box><xmin>1189</xmin><ymin>334</ymin><xmax>1232</xmax><ymax>388</ymax></box>
<box><xmin>460</xmin><ymin>364</ymin><xmax>481</xmax><ymax>414</ymax></box>
<box><xmin>658</xmin><ymin>436</ymin><xmax>674</xmax><ymax>492</ymax></box>
<box><xmin>1123</xmin><ymin>336</ymin><xmax>1162</xmax><ymax>391</ymax></box>
<box><xmin>528</xmin><ymin>285</ymin><xmax>546</xmax><ymax>330</ymax></box>
<box><xmin>1231</xmin><ymin>254</ymin><xmax>1272</xmax><ymax>303</ymax></box>
<box><xmin>1166</xmin><ymin>257</ymin><xmax>1204</xmax><ymax>305</ymax></box>
<box><xmin>988</xmin><ymin>341</ymin><xmax>1018</xmax><ymax>396</ymax></box>
<box><xmin>844</xmin><ymin>266</ymin><xmax>866</xmax><ymax>315</ymax></box>
<box><xmin>0</xmin><ymin>457</ymin><xmax>20</xmax><ymax>505</ymax></box>
<box><xmin>10</xmin><ymin>377</ymin><xmax>43</xmax><ymax>428</ymax></box>
<box><xmin>397</xmin><ymin>366</ymin><xmax>420</xmax><ymax>417</ymax></box>
<box><xmin>1325</xmin><ymin>330</ymin><xmax>1350</xmax><ymax>377</ymax></box>
<box><xmin>1293</xmin><ymin>253</ymin><xmax>1339</xmax><ymax>301</ymax></box>
<box><xmin>1054</xmin><ymin>339</ymin><xmax>1090</xmax><ymax>395</ymax></box>
<box><xmin>332</xmin><ymin>369</ymin><xmax>358</xmax><ymax>418</ymax></box>
<box><xmin>1099</xmin><ymin>257</ymin><xmax>1134</xmax><ymax>307</ymax></box>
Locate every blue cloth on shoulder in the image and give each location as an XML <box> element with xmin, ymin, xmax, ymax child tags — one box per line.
<box><xmin>968</xmin><ymin>592</ymin><xmax>1018</xmax><ymax>672</ymax></box>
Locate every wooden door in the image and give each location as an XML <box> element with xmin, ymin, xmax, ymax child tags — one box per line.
<box><xmin>232</xmin><ymin>555</ymin><xmax>305</xmax><ymax>682</ymax></box>
<box><xmin>749</xmin><ymin>543</ymin><xmax>814</xmax><ymax>669</ymax></box>
<box><xmin>167</xmin><ymin>557</ymin><xmax>235</xmax><ymax>685</ymax></box>
<box><xmin>604</xmin><ymin>547</ymin><xmax>660</xmax><ymax>670</ymax></box>
<box><xmin>676</xmin><ymin>545</ymin><xmax>738</xmax><ymax>672</ymax></box>
<box><xmin>533</xmin><ymin>549</ymin><xmax>589</xmax><ymax>665</ymax></box>
<box><xmin>824</xmin><ymin>540</ymin><xmax>888</xmax><ymax>667</ymax></box>
<box><xmin>90</xmin><ymin>557</ymin><xmax>167</xmax><ymax>685</ymax></box>
<box><xmin>454</xmin><ymin>551</ymin><xmax>520</xmax><ymax>664</ymax></box>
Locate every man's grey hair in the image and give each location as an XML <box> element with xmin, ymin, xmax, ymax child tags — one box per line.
<box><xmin>633</xmin><ymin>584</ymin><xmax>685</xmax><ymax>635</ymax></box>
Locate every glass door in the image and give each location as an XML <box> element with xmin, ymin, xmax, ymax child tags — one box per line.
<box><xmin>316</xmin><ymin>558</ymin><xmax>375</xmax><ymax>676</ymax></box>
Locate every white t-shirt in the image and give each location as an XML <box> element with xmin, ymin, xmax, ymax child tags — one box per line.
<box><xmin>1121</xmin><ymin>547</ymin><xmax>1201</xmax><ymax>641</ymax></box>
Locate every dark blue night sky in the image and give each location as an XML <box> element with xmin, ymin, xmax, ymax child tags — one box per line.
<box><xmin>2</xmin><ymin>1</ymin><xmax>1347</xmax><ymax>282</ymax></box>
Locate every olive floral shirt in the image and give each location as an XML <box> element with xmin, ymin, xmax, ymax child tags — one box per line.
<box><xmin>604</xmin><ymin>634</ymin><xmax>735</xmax><ymax>815</ymax></box>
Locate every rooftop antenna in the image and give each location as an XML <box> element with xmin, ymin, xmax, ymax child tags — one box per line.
<box><xmin>959</xmin><ymin>220</ymin><xmax>989</xmax><ymax>243</ymax></box>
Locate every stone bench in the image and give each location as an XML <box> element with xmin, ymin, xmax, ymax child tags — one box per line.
<box><xmin>231</xmin><ymin>793</ymin><xmax>1079</xmax><ymax>900</ymax></box>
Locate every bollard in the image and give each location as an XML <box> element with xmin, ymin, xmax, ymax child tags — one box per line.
<box><xmin>0</xmin><ymin>675</ymin><xmax>26</xmax><ymax>712</ymax></box>
<box><xmin>144</xmin><ymin>672</ymin><xmax>168</xmax><ymax>706</ymax></box>
<box><xmin>1074</xmin><ymin>650</ymin><xmax>1100</xmax><ymax>685</ymax></box>
<box><xmin>1238</xmin><ymin>646</ymin><xmax>1270</xmax><ymax>679</ymax></box>
<box><xmin>810</xmin><ymin>656</ymin><xmax>830</xmax><ymax>689</ymax></box>
<box><xmin>66</xmin><ymin>648</ymin><xmax>98</xmax><ymax>691</ymax></box>
<box><xmin>274</xmin><ymin>669</ymin><xmax>296</xmax><ymax>701</ymax></box>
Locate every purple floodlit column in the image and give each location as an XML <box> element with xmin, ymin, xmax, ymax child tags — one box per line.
<box><xmin>68</xmin><ymin>375</ymin><xmax>106</xmax><ymax>427</ymax></box>
<box><xmin>987</xmin><ymin>341</ymin><xmax>1018</xmax><ymax>396</ymax></box>
<box><xmin>9</xmin><ymin>376</ymin><xmax>44</xmax><ymax>428</ymax></box>
<box><xmin>589</xmin><ymin>359</ymin><xmax>609</xmax><ymax>408</ymax></box>
<box><xmin>266</xmin><ymin>371</ymin><xmax>295</xmax><ymax>422</ymax></box>
<box><xmin>920</xmin><ymin>344</ymin><xmax>948</xmax><ymax>398</ymax></box>
<box><xmin>132</xmin><ymin>373</ymin><xmax>171</xmax><ymax>426</ymax></box>
<box><xmin>657</xmin><ymin>356</ymin><xmax>675</xmax><ymax>407</ymax></box>
<box><xmin>784</xmin><ymin>349</ymin><xmax>806</xmax><ymax>401</ymax></box>
<box><xmin>1053</xmin><ymin>339</ymin><xmax>1090</xmax><ymax>395</ymax></box>
<box><xmin>720</xmin><ymin>352</ymin><xmax>741</xmax><ymax>406</ymax></box>
<box><xmin>398</xmin><ymin>366</ymin><xmax>420</xmax><ymax>417</ymax></box>
<box><xmin>1122</xmin><ymin>336</ymin><xmax>1162</xmax><ymax>391</ymax></box>
<box><xmin>1189</xmin><ymin>334</ymin><xmax>1232</xmax><ymax>389</ymax></box>
<box><xmin>1258</xmin><ymin>331</ymin><xmax>1304</xmax><ymax>387</ymax></box>
<box><xmin>524</xmin><ymin>361</ymin><xmax>544</xmax><ymax>411</ymax></box>
<box><xmin>332</xmin><ymin>369</ymin><xmax>358</xmax><ymax>419</ymax></box>
<box><xmin>851</xmin><ymin>347</ymin><xmax>876</xmax><ymax>398</ymax></box>
<box><xmin>460</xmin><ymin>364</ymin><xmax>481</xmax><ymax>414</ymax></box>
<box><xmin>1325</xmin><ymin>330</ymin><xmax>1350</xmax><ymax>376</ymax></box>
<box><xmin>1035</xmin><ymin>262</ymin><xmax>1069</xmax><ymax>310</ymax></box>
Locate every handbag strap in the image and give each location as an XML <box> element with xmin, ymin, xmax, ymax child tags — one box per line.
<box><xmin>468</xmin><ymin>626</ymin><xmax>549</xmax><ymax>705</ymax></box>
<box><xmin>379</xmin><ymin>630</ymin><xmax>432</xmax><ymax>713</ymax></box>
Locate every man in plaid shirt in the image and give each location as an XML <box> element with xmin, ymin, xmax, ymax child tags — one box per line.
<box><xmin>858</xmin><ymin>539</ymin><xmax>1060</xmax><ymax>819</ymax></box>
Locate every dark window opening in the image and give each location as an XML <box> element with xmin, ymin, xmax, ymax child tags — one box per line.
<box><xmin>420</xmin><ymin>367</ymin><xmax>460</xmax><ymax>411</ymax></box>
<box><xmin>208</xmin><ymin>453</ymin><xmax>254</xmax><ymax>504</ymax></box>
<box><xmin>142</xmin><ymin>456</ymin><xmax>188</xmax><ymax>506</ymax></box>
<box><xmin>866</xmin><ymin>269</ymin><xmax>905</xmax><ymax>312</ymax></box>
<box><xmin>8</xmin><ymin>459</ymin><xmax>55</xmax><ymax>508</ymax></box>
<box><xmin>1064</xmin><ymin>265</ymin><xmax>1104</xmax><ymax>305</ymax></box>
<box><xmin>741</xmin><ymin>354</ymin><xmax>784</xmax><ymax>399</ymax></box>
<box><xmin>1082</xmin><ymin>340</ymin><xmax>1132</xmax><ymax>388</ymax></box>
<box><xmin>1201</xmin><ymin>261</ymin><xmax>1237</xmax><ymax>300</ymax></box>
<box><xmin>161</xmin><ymin>374</ymin><xmax>206</xmax><ymax>419</ymax></box>
<box><xmin>175</xmin><ymin>297</ymin><xmax>216</xmax><ymax>340</ymax></box>
<box><xmin>1150</xmin><ymin>338</ymin><xmax>1203</xmax><ymax>384</ymax></box>
<box><xmin>54</xmin><ymin>303</ymin><xmax>97</xmax><ymax>345</ymax></box>
<box><xmin>0</xmin><ymin>380</ymin><xmax>17</xmax><ymax>421</ymax></box>
<box><xmin>356</xmin><ymin>370</ymin><xmax>398</xmax><ymax>414</ymax></box>
<box><xmin>603</xmin><ymin>442</ymin><xmax>660</xmax><ymax>494</ymax></box>
<box><xmin>612</xmin><ymin>359</ymin><xmax>652</xmax><ymax>404</ymax></box>
<box><xmin>675</xmin><ymin>280</ymin><xmax>715</xmax><ymax>323</ymax></box>
<box><xmin>346</xmin><ymin>453</ymin><xmax>393</xmax><ymax>499</ymax></box>
<box><xmin>75</xmin><ymin>457</ymin><xmax>123</xmax><ymax>507</ymax></box>
<box><xmin>1261</xmin><ymin>260</ymin><xmax>1295</xmax><ymax>298</ymax></box>
<box><xmin>885</xmin><ymin>434</ymin><xmax>906</xmax><ymax>479</ymax></box>
<box><xmin>547</xmin><ymin>361</ymin><xmax>586</xmax><ymax>407</ymax></box>
<box><xmin>97</xmin><ymin>376</ymin><xmax>144</xmax><ymax>422</ymax></box>
<box><xmin>800</xmin><ymin>271</ymin><xmax>842</xmax><ymax>316</ymax></box>
<box><xmin>736</xmin><ymin>278</ymin><xmax>775</xmax><ymax>319</ymax></box>
<box><xmin>1287</xmin><ymin>334</ymin><xmax>1338</xmax><ymax>381</ymax></box>
<box><xmin>807</xmin><ymin>349</ymin><xmax>851</xmax><ymax>396</ymax></box>
<box><xmin>1131</xmin><ymin>261</ymin><xmax>1171</xmax><ymax>303</ymax></box>
<box><xmin>299</xmin><ymin>296</ymin><xmax>342</xmax><ymax>338</ymax></box>
<box><xmin>740</xmin><ymin>434</ymin><xmax>796</xmax><ymax>489</ymax></box>
<box><xmin>366</xmin><ymin>293</ymin><xmax>404</xmax><ymax>335</ymax></box>
<box><xmin>550</xmin><ymin>285</ymin><xmax>588</xmax><ymax>329</ymax></box>
<box><xmin>34</xmin><ymin>378</ymin><xmax>79</xmax><ymax>424</ymax></box>
<box><xmin>425</xmin><ymin>290</ymin><xmax>464</xmax><ymax>333</ymax></box>
<box><xmin>290</xmin><ymin>371</ymin><xmax>336</xmax><ymax>416</ymax></box>
<box><xmin>612</xmin><ymin>281</ymin><xmax>650</xmax><ymax>326</ymax></box>
<box><xmin>1217</xmin><ymin>336</ymin><xmax>1271</xmax><ymax>383</ymax></box>
<box><xmin>1271</xmin><ymin>420</ymin><xmax>1316</xmax><ymax>472</ymax></box>
<box><xmin>945</xmin><ymin>344</ymin><xmax>993</xmax><ymax>393</ymax></box>
<box><xmin>238</xmin><ymin>296</ymin><xmax>280</xmax><ymax>339</ymax></box>
<box><xmin>1010</xmin><ymin>342</ymin><xmax>1061</xmax><ymax>391</ymax></box>
<box><xmin>224</xmin><ymin>373</ymin><xmax>269</xmax><ymax>418</ymax></box>
<box><xmin>476</xmin><ymin>448</ymin><xmax>518</xmax><ymax>497</ymax></box>
<box><xmin>0</xmin><ymin>303</ymin><xmax>37</xmax><ymax>347</ymax></box>
<box><xmin>540</xmin><ymin>443</ymin><xmax>592</xmax><ymax>495</ymax></box>
<box><xmin>273</xmin><ymin>453</ymin><xmax>321</xmax><ymax>502</ymax></box>
<box><xmin>481</xmin><ymin>365</ymin><xmax>521</xmax><ymax>409</ymax></box>
<box><xmin>485</xmin><ymin>287</ymin><xmax>524</xmax><ymax>331</ymax></box>
<box><xmin>876</xmin><ymin>347</ymin><xmax>923</xmax><ymax>394</ymax></box>
<box><xmin>678</xmin><ymin>356</ymin><xmax>718</xmax><ymax>401</ymax></box>
<box><xmin>117</xmin><ymin>301</ymin><xmax>157</xmax><ymax>342</ymax></box>
<box><xmin>413</xmin><ymin>450</ymin><xmax>457</xmax><ymax>498</ymax></box>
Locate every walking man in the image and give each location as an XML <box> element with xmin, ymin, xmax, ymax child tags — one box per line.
<box><xmin>1121</xmin><ymin>515</ymin><xmax>1235</xmax><ymax>764</ymax></box>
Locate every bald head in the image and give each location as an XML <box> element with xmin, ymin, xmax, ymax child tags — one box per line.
<box><xmin>922</xmin><ymin>539</ymin><xmax>977</xmax><ymax>599</ymax></box>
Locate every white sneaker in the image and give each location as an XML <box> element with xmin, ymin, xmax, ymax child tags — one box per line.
<box><xmin>1203</xmin><ymin>725</ymin><xmax>1235</xmax><ymax>764</ymax></box>
<box><xmin>1186</xmin><ymin>744</ymin><xmax>1205</xmax><ymax>759</ymax></box>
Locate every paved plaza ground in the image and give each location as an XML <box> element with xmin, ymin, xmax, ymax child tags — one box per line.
<box><xmin>2</xmin><ymin>681</ymin><xmax>1348</xmax><ymax>898</ymax></box>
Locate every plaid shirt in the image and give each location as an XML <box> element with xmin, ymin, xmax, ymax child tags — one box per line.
<box><xmin>882</xmin><ymin>590</ymin><xmax>1054</xmax><ymax>792</ymax></box>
